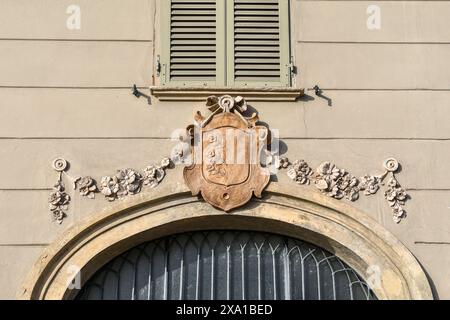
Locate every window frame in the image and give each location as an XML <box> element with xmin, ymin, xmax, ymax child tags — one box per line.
<box><xmin>76</xmin><ymin>230</ymin><xmax>377</xmax><ymax>300</ymax></box>
<box><xmin>160</xmin><ymin>0</ymin><xmax>291</xmax><ymax>88</ymax></box>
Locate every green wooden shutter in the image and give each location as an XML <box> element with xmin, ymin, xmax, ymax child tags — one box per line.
<box><xmin>160</xmin><ymin>0</ymin><xmax>290</xmax><ymax>87</ymax></box>
<box><xmin>227</xmin><ymin>0</ymin><xmax>291</xmax><ymax>87</ymax></box>
<box><xmin>160</xmin><ymin>0</ymin><xmax>226</xmax><ymax>86</ymax></box>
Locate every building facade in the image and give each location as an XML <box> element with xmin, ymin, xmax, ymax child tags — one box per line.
<box><xmin>0</xmin><ymin>0</ymin><xmax>448</xmax><ymax>300</ymax></box>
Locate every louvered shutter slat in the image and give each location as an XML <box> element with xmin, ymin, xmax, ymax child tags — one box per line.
<box><xmin>170</xmin><ymin>0</ymin><xmax>217</xmax><ymax>82</ymax></box>
<box><xmin>233</xmin><ymin>0</ymin><xmax>282</xmax><ymax>83</ymax></box>
<box><xmin>235</xmin><ymin>58</ymin><xmax>280</xmax><ymax>64</ymax></box>
<box><xmin>235</xmin><ymin>50</ymin><xmax>279</xmax><ymax>55</ymax></box>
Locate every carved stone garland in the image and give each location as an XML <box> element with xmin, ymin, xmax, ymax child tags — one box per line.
<box><xmin>49</xmin><ymin>157</ymin><xmax>172</xmax><ymax>223</ymax></box>
<box><xmin>279</xmin><ymin>157</ymin><xmax>408</xmax><ymax>223</ymax></box>
<box><xmin>48</xmin><ymin>159</ymin><xmax>72</xmax><ymax>224</ymax></box>
<box><xmin>48</xmin><ymin>96</ymin><xmax>409</xmax><ymax>224</ymax></box>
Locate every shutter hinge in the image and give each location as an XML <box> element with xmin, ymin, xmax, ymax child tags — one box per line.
<box><xmin>287</xmin><ymin>63</ymin><xmax>296</xmax><ymax>76</ymax></box>
<box><xmin>286</xmin><ymin>63</ymin><xmax>296</xmax><ymax>87</ymax></box>
<box><xmin>158</xmin><ymin>60</ymin><xmax>167</xmax><ymax>85</ymax></box>
<box><xmin>156</xmin><ymin>55</ymin><xmax>161</xmax><ymax>77</ymax></box>
<box><xmin>156</xmin><ymin>55</ymin><xmax>168</xmax><ymax>85</ymax></box>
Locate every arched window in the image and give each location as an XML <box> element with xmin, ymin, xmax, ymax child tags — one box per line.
<box><xmin>76</xmin><ymin>231</ymin><xmax>376</xmax><ymax>300</ymax></box>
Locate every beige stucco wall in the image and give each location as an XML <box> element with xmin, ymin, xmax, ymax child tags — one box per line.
<box><xmin>0</xmin><ymin>0</ymin><xmax>449</xmax><ymax>299</ymax></box>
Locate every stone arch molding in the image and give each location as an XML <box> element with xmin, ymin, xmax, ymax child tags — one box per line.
<box><xmin>19</xmin><ymin>182</ymin><xmax>432</xmax><ymax>300</ymax></box>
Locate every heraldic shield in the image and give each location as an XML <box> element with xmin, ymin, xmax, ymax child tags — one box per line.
<box><xmin>183</xmin><ymin>96</ymin><xmax>270</xmax><ymax>211</ymax></box>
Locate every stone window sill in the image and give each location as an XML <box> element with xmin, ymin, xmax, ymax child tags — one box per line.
<box><xmin>150</xmin><ymin>86</ymin><xmax>304</xmax><ymax>102</ymax></box>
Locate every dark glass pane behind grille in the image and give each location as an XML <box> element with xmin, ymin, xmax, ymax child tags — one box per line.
<box><xmin>76</xmin><ymin>231</ymin><xmax>377</xmax><ymax>300</ymax></box>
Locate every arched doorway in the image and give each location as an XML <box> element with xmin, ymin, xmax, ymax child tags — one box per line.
<box><xmin>18</xmin><ymin>185</ymin><xmax>433</xmax><ymax>300</ymax></box>
<box><xmin>76</xmin><ymin>231</ymin><xmax>376</xmax><ymax>300</ymax></box>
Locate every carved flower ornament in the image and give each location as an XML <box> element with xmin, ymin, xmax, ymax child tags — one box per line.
<box><xmin>385</xmin><ymin>177</ymin><xmax>408</xmax><ymax>223</ymax></box>
<box><xmin>359</xmin><ymin>175</ymin><xmax>381</xmax><ymax>195</ymax></box>
<box><xmin>117</xmin><ymin>169</ymin><xmax>142</xmax><ymax>196</ymax></box>
<box><xmin>100</xmin><ymin>175</ymin><xmax>121</xmax><ymax>201</ymax></box>
<box><xmin>280</xmin><ymin>157</ymin><xmax>408</xmax><ymax>223</ymax></box>
<box><xmin>48</xmin><ymin>181</ymin><xmax>70</xmax><ymax>224</ymax></box>
<box><xmin>143</xmin><ymin>158</ymin><xmax>171</xmax><ymax>188</ymax></box>
<box><xmin>77</xmin><ymin>176</ymin><xmax>97</xmax><ymax>199</ymax></box>
<box><xmin>286</xmin><ymin>159</ymin><xmax>313</xmax><ymax>185</ymax></box>
<box><xmin>48</xmin><ymin>157</ymin><xmax>172</xmax><ymax>223</ymax></box>
<box><xmin>314</xmin><ymin>163</ymin><xmax>360</xmax><ymax>202</ymax></box>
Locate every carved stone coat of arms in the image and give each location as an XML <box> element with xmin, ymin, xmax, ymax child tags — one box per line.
<box><xmin>184</xmin><ymin>95</ymin><xmax>270</xmax><ymax>211</ymax></box>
